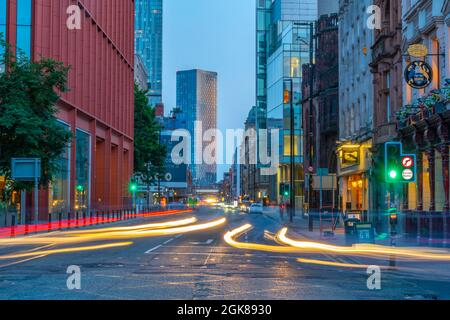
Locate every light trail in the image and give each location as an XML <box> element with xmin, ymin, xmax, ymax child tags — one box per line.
<box><xmin>0</xmin><ymin>209</ymin><xmax>193</xmax><ymax>239</ymax></box>
<box><xmin>73</xmin><ymin>217</ymin><xmax>227</xmax><ymax>239</ymax></box>
<box><xmin>0</xmin><ymin>242</ymin><xmax>133</xmax><ymax>260</ymax></box>
<box><xmin>223</xmin><ymin>224</ymin><xmax>302</xmax><ymax>253</ymax></box>
<box><xmin>296</xmin><ymin>258</ymin><xmax>378</xmax><ymax>269</ymax></box>
<box><xmin>277</xmin><ymin>228</ymin><xmax>450</xmax><ymax>261</ymax></box>
<box><xmin>0</xmin><ymin>217</ymin><xmax>199</xmax><ymax>245</ymax></box>
<box><xmin>70</xmin><ymin>217</ymin><xmax>198</xmax><ymax>234</ymax></box>
<box><xmin>0</xmin><ymin>217</ymin><xmax>226</xmax><ymax>251</ymax></box>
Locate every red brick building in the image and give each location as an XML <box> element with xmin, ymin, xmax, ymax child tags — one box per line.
<box><xmin>369</xmin><ymin>0</ymin><xmax>404</xmax><ymax>217</ymax></box>
<box><xmin>302</xmin><ymin>14</ymin><xmax>339</xmax><ymax>209</ymax></box>
<box><xmin>2</xmin><ymin>0</ymin><xmax>135</xmax><ymax>219</ymax></box>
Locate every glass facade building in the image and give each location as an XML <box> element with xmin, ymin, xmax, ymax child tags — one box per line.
<box><xmin>256</xmin><ymin>0</ymin><xmax>317</xmax><ymax>204</ymax></box>
<box><xmin>135</xmin><ymin>0</ymin><xmax>163</xmax><ymax>106</ymax></box>
<box><xmin>176</xmin><ymin>69</ymin><xmax>218</xmax><ymax>187</ymax></box>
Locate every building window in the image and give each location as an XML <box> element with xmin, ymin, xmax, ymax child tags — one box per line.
<box><xmin>386</xmin><ymin>72</ymin><xmax>391</xmax><ymax>123</ymax></box>
<box><xmin>0</xmin><ymin>0</ymin><xmax>7</xmax><ymax>72</ymax></box>
<box><xmin>75</xmin><ymin>129</ymin><xmax>91</xmax><ymax>210</ymax></box>
<box><xmin>16</xmin><ymin>0</ymin><xmax>32</xmax><ymax>58</ymax></box>
<box><xmin>49</xmin><ymin>122</ymin><xmax>70</xmax><ymax>213</ymax></box>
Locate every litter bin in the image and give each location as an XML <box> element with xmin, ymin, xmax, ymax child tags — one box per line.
<box><xmin>344</xmin><ymin>218</ymin><xmax>360</xmax><ymax>245</ymax></box>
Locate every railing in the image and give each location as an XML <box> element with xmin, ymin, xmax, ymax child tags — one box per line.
<box><xmin>0</xmin><ymin>205</ymin><xmax>192</xmax><ymax>238</ymax></box>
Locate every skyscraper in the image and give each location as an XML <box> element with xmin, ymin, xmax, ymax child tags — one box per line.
<box><xmin>135</xmin><ymin>0</ymin><xmax>163</xmax><ymax>106</ymax></box>
<box><xmin>176</xmin><ymin>69</ymin><xmax>218</xmax><ymax>187</ymax></box>
<box><xmin>255</xmin><ymin>0</ymin><xmax>317</xmax><ymax>205</ymax></box>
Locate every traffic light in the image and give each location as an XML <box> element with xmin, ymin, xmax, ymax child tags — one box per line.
<box><xmin>279</xmin><ymin>183</ymin><xmax>290</xmax><ymax>197</ymax></box>
<box><xmin>388</xmin><ymin>208</ymin><xmax>398</xmax><ymax>226</ymax></box>
<box><xmin>284</xmin><ymin>184</ymin><xmax>290</xmax><ymax>197</ymax></box>
<box><xmin>384</xmin><ymin>142</ymin><xmax>416</xmax><ymax>183</ymax></box>
<box><xmin>129</xmin><ymin>182</ymin><xmax>137</xmax><ymax>192</ymax></box>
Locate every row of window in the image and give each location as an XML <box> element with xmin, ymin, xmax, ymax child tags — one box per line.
<box><xmin>0</xmin><ymin>0</ymin><xmax>32</xmax><ymax>60</ymax></box>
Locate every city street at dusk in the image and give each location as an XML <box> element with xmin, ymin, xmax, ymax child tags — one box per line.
<box><xmin>0</xmin><ymin>207</ymin><xmax>449</xmax><ymax>300</ymax></box>
<box><xmin>1</xmin><ymin>0</ymin><xmax>450</xmax><ymax>307</ymax></box>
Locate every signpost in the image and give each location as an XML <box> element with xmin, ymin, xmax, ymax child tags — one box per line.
<box><xmin>11</xmin><ymin>158</ymin><xmax>41</xmax><ymax>225</ymax></box>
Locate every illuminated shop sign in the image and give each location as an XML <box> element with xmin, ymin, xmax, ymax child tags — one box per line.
<box><xmin>340</xmin><ymin>146</ymin><xmax>360</xmax><ymax>168</ymax></box>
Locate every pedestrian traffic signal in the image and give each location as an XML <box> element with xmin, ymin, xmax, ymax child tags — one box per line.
<box><xmin>384</xmin><ymin>142</ymin><xmax>416</xmax><ymax>183</ymax></box>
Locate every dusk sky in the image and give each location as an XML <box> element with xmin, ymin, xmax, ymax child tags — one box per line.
<box><xmin>163</xmin><ymin>0</ymin><xmax>256</xmax><ymax>179</ymax></box>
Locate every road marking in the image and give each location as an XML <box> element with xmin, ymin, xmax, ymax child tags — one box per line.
<box><xmin>161</xmin><ymin>245</ymin><xmax>230</xmax><ymax>250</ymax></box>
<box><xmin>144</xmin><ymin>252</ymin><xmax>301</xmax><ymax>260</ymax></box>
<box><xmin>163</xmin><ymin>238</ymin><xmax>174</xmax><ymax>245</ymax></box>
<box><xmin>189</xmin><ymin>239</ymin><xmax>214</xmax><ymax>245</ymax></box>
<box><xmin>145</xmin><ymin>244</ymin><xmax>162</xmax><ymax>254</ymax></box>
<box><xmin>203</xmin><ymin>248</ymin><xmax>214</xmax><ymax>266</ymax></box>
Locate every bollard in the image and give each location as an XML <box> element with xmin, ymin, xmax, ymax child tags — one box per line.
<box><xmin>59</xmin><ymin>212</ymin><xmax>62</xmax><ymax>230</ymax></box>
<box><xmin>48</xmin><ymin>213</ymin><xmax>52</xmax><ymax>232</ymax></box>
<box><xmin>68</xmin><ymin>212</ymin><xmax>71</xmax><ymax>229</ymax></box>
<box><xmin>83</xmin><ymin>211</ymin><xmax>86</xmax><ymax>226</ymax></box>
<box><xmin>76</xmin><ymin>211</ymin><xmax>79</xmax><ymax>228</ymax></box>
<box><xmin>10</xmin><ymin>215</ymin><xmax>16</xmax><ymax>238</ymax></box>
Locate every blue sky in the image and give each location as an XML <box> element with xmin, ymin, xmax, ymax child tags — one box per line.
<box><xmin>163</xmin><ymin>0</ymin><xmax>256</xmax><ymax>180</ymax></box>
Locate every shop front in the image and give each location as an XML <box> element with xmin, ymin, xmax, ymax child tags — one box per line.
<box><xmin>337</xmin><ymin>140</ymin><xmax>373</xmax><ymax>221</ymax></box>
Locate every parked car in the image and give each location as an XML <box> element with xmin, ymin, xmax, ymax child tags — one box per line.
<box><xmin>249</xmin><ymin>203</ymin><xmax>263</xmax><ymax>214</ymax></box>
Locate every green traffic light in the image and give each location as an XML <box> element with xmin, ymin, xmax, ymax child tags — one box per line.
<box><xmin>130</xmin><ymin>183</ymin><xmax>137</xmax><ymax>192</ymax></box>
<box><xmin>389</xmin><ymin>170</ymin><xmax>398</xmax><ymax>179</ymax></box>
<box><xmin>76</xmin><ymin>185</ymin><xmax>84</xmax><ymax>192</ymax></box>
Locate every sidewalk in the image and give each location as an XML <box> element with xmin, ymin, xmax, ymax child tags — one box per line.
<box><xmin>263</xmin><ymin>206</ymin><xmax>449</xmax><ymax>248</ymax></box>
<box><xmin>263</xmin><ymin>206</ymin><xmax>450</xmax><ymax>281</ymax></box>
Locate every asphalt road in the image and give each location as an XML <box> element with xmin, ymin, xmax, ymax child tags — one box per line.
<box><xmin>0</xmin><ymin>207</ymin><xmax>449</xmax><ymax>300</ymax></box>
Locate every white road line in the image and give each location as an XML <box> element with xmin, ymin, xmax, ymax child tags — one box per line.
<box><xmin>145</xmin><ymin>244</ymin><xmax>163</xmax><ymax>254</ymax></box>
<box><xmin>145</xmin><ymin>252</ymin><xmax>301</xmax><ymax>260</ymax></box>
<box><xmin>163</xmin><ymin>238</ymin><xmax>174</xmax><ymax>245</ymax></box>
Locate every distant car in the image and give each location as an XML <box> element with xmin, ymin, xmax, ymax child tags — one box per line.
<box><xmin>239</xmin><ymin>203</ymin><xmax>250</xmax><ymax>213</ymax></box>
<box><xmin>249</xmin><ymin>203</ymin><xmax>263</xmax><ymax>214</ymax></box>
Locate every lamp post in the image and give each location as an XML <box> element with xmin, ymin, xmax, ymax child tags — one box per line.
<box><xmin>284</xmin><ymin>78</ymin><xmax>295</xmax><ymax>223</ymax></box>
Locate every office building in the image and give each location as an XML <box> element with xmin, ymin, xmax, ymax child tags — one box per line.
<box><xmin>176</xmin><ymin>69</ymin><xmax>218</xmax><ymax>187</ymax></box>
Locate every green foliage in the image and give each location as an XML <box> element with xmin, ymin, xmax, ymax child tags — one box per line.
<box><xmin>134</xmin><ymin>84</ymin><xmax>166</xmax><ymax>183</ymax></box>
<box><xmin>0</xmin><ymin>36</ymin><xmax>71</xmax><ymax>192</ymax></box>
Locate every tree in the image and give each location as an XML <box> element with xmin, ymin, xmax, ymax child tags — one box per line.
<box><xmin>0</xmin><ymin>36</ymin><xmax>71</xmax><ymax>198</ymax></box>
<box><xmin>133</xmin><ymin>84</ymin><xmax>166</xmax><ymax>184</ymax></box>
